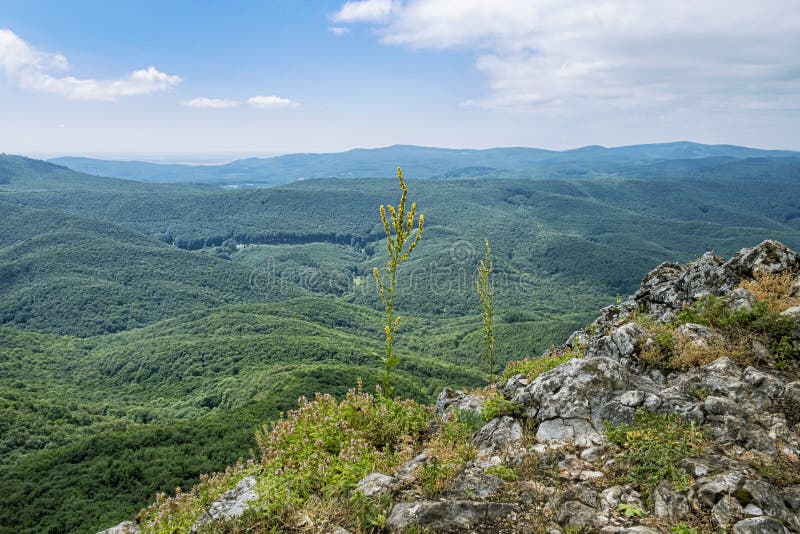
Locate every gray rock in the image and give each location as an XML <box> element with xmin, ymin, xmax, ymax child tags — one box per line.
<box><xmin>96</xmin><ymin>522</ymin><xmax>139</xmax><ymax>534</ymax></box>
<box><xmin>556</xmin><ymin>500</ymin><xmax>602</xmax><ymax>528</ymax></box>
<box><xmin>712</xmin><ymin>495</ymin><xmax>743</xmax><ymax>528</ymax></box>
<box><xmin>354</xmin><ymin>472</ymin><xmax>397</xmax><ymax>498</ymax></box>
<box><xmin>329</xmin><ymin>528</ymin><xmax>351</xmax><ymax>534</ymax></box>
<box><xmin>740</xmin><ymin>479</ymin><xmax>800</xmax><ymax>531</ymax></box>
<box><xmin>600</xmin><ymin>527</ymin><xmax>660</xmax><ymax>534</ymax></box>
<box><xmin>385</xmin><ymin>500</ymin><xmax>519</xmax><ymax>533</ymax></box>
<box><xmin>731</xmin><ymin>516</ymin><xmax>788</xmax><ymax>534</ymax></box>
<box><xmin>192</xmin><ymin>476</ymin><xmax>257</xmax><ymax>531</ymax></box>
<box><xmin>395</xmin><ymin>450</ymin><xmax>431</xmax><ymax>484</ymax></box>
<box><xmin>725</xmin><ymin>240</ymin><xmax>800</xmax><ymax>278</ymax></box>
<box><xmin>473</xmin><ymin>416</ymin><xmax>523</xmax><ymax>452</ymax></box>
<box><xmin>536</xmin><ymin>418</ymin><xmax>602</xmax><ymax>447</ymax></box>
<box><xmin>652</xmin><ymin>480</ymin><xmax>689</xmax><ymax>521</ymax></box>
<box><xmin>434</xmin><ymin>387</ymin><xmax>484</xmax><ymax>417</ymax></box>
<box><xmin>730</xmin><ymin>287</ymin><xmax>757</xmax><ymax>312</ymax></box>
<box><xmin>500</xmin><ymin>374</ymin><xmax>529</xmax><ymax>399</ymax></box>
<box><xmin>783</xmin><ymin>485</ymin><xmax>800</xmax><ymax>514</ymax></box>
<box><xmin>695</xmin><ymin>471</ymin><xmax>745</xmax><ymax>508</ymax></box>
<box><xmin>514</xmin><ymin>357</ymin><xmax>660</xmax><ymax>446</ymax></box>
<box><xmin>446</xmin><ymin>470</ymin><xmax>503</xmax><ymax>500</ymax></box>
<box><xmin>781</xmin><ymin>306</ymin><xmax>800</xmax><ymax>317</ymax></box>
<box><xmin>743</xmin><ymin>503</ymin><xmax>764</xmax><ymax>516</ymax></box>
<box><xmin>676</xmin><ymin>323</ymin><xmax>724</xmax><ymax>347</ymax></box>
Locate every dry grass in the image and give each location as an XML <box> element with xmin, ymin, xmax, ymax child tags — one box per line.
<box><xmin>740</xmin><ymin>269</ymin><xmax>800</xmax><ymax>313</ymax></box>
<box><xmin>671</xmin><ymin>331</ymin><xmax>754</xmax><ymax>370</ymax></box>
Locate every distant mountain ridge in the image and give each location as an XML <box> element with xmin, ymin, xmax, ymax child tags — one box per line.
<box><xmin>48</xmin><ymin>141</ymin><xmax>800</xmax><ymax>186</ymax></box>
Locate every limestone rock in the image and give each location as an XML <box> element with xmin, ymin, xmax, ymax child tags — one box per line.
<box><xmin>434</xmin><ymin>387</ymin><xmax>484</xmax><ymax>417</ymax></box>
<box><xmin>96</xmin><ymin>522</ymin><xmax>139</xmax><ymax>534</ymax></box>
<box><xmin>385</xmin><ymin>500</ymin><xmax>518</xmax><ymax>533</ymax></box>
<box><xmin>712</xmin><ymin>495</ymin><xmax>743</xmax><ymax>528</ymax></box>
<box><xmin>513</xmin><ymin>357</ymin><xmax>659</xmax><ymax>446</ymax></box>
<box><xmin>731</xmin><ymin>516</ymin><xmax>788</xmax><ymax>534</ymax></box>
<box><xmin>354</xmin><ymin>472</ymin><xmax>397</xmax><ymax>498</ymax></box>
<box><xmin>192</xmin><ymin>476</ymin><xmax>257</xmax><ymax>531</ymax></box>
<box><xmin>473</xmin><ymin>416</ymin><xmax>523</xmax><ymax>452</ymax></box>
<box><xmin>652</xmin><ymin>480</ymin><xmax>689</xmax><ymax>521</ymax></box>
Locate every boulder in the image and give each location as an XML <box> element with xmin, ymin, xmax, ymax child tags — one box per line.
<box><xmin>725</xmin><ymin>240</ymin><xmax>800</xmax><ymax>278</ymax></box>
<box><xmin>473</xmin><ymin>416</ymin><xmax>523</xmax><ymax>452</ymax></box>
<box><xmin>434</xmin><ymin>388</ymin><xmax>484</xmax><ymax>417</ymax></box>
<box><xmin>731</xmin><ymin>516</ymin><xmax>788</xmax><ymax>534</ymax></box>
<box><xmin>513</xmin><ymin>357</ymin><xmax>659</xmax><ymax>446</ymax></box>
<box><xmin>385</xmin><ymin>500</ymin><xmax>518</xmax><ymax>533</ymax></box>
<box><xmin>191</xmin><ymin>476</ymin><xmax>257</xmax><ymax>531</ymax></box>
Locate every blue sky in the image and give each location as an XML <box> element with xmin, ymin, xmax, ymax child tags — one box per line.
<box><xmin>1</xmin><ymin>0</ymin><xmax>799</xmax><ymax>159</ymax></box>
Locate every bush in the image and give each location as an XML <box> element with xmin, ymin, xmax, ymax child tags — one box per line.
<box><xmin>502</xmin><ymin>347</ymin><xmax>582</xmax><ymax>381</ymax></box>
<box><xmin>482</xmin><ymin>390</ymin><xmax>522</xmax><ymax>421</ymax></box>
<box><xmin>140</xmin><ymin>386</ymin><xmax>431</xmax><ymax>532</ymax></box>
<box><xmin>605</xmin><ymin>411</ymin><xmax>705</xmax><ymax>504</ymax></box>
<box><xmin>418</xmin><ymin>413</ymin><xmax>477</xmax><ymax>497</ymax></box>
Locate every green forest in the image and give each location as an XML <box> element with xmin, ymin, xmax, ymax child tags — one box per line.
<box><xmin>1</xmin><ymin>151</ymin><xmax>800</xmax><ymax>532</ymax></box>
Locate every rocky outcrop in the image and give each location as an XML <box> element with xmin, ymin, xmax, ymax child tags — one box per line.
<box><xmin>372</xmin><ymin>240</ymin><xmax>800</xmax><ymax>533</ymax></box>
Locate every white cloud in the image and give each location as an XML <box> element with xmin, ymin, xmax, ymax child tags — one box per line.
<box><xmin>329</xmin><ymin>26</ymin><xmax>351</xmax><ymax>36</ymax></box>
<box><xmin>0</xmin><ymin>28</ymin><xmax>181</xmax><ymax>101</ymax></box>
<box><xmin>333</xmin><ymin>0</ymin><xmax>800</xmax><ymax>113</ymax></box>
<box><xmin>332</xmin><ymin>0</ymin><xmax>396</xmax><ymax>22</ymax></box>
<box><xmin>181</xmin><ymin>97</ymin><xmax>241</xmax><ymax>108</ymax></box>
<box><xmin>247</xmin><ymin>95</ymin><xmax>300</xmax><ymax>108</ymax></box>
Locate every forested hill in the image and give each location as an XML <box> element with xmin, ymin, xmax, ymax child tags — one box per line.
<box><xmin>48</xmin><ymin>141</ymin><xmax>799</xmax><ymax>186</ymax></box>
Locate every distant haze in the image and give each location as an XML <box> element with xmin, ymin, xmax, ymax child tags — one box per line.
<box><xmin>1</xmin><ymin>1</ymin><xmax>798</xmax><ymax>154</ymax></box>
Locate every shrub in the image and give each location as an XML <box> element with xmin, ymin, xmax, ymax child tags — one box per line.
<box><xmin>482</xmin><ymin>390</ymin><xmax>522</xmax><ymax>421</ymax></box>
<box><xmin>502</xmin><ymin>347</ymin><xmax>582</xmax><ymax>381</ymax></box>
<box><xmin>418</xmin><ymin>413</ymin><xmax>477</xmax><ymax>496</ymax></box>
<box><xmin>142</xmin><ymin>386</ymin><xmax>430</xmax><ymax>532</ymax></box>
<box><xmin>605</xmin><ymin>411</ymin><xmax>705</xmax><ymax>504</ymax></box>
<box><xmin>739</xmin><ymin>269</ymin><xmax>799</xmax><ymax>313</ymax></box>
<box><xmin>485</xmin><ymin>464</ymin><xmax>518</xmax><ymax>481</ymax></box>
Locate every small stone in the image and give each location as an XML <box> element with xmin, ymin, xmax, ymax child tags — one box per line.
<box><xmin>353</xmin><ymin>472</ymin><xmax>397</xmax><ymax>498</ymax></box>
<box><xmin>619</xmin><ymin>390</ymin><xmax>645</xmax><ymax>407</ymax></box>
<box><xmin>580</xmin><ymin>445</ymin><xmax>607</xmax><ymax>462</ymax></box>
<box><xmin>711</xmin><ymin>495</ymin><xmax>743</xmax><ymax>528</ymax></box>
<box><xmin>742</xmin><ymin>503</ymin><xmax>763</xmax><ymax>516</ymax></box>
<box><xmin>434</xmin><ymin>387</ymin><xmax>484</xmax><ymax>416</ymax></box>
<box><xmin>781</xmin><ymin>306</ymin><xmax>800</xmax><ymax>317</ymax></box>
<box><xmin>652</xmin><ymin>480</ymin><xmax>689</xmax><ymax>521</ymax></box>
<box><xmin>96</xmin><ymin>522</ymin><xmax>139</xmax><ymax>534</ymax></box>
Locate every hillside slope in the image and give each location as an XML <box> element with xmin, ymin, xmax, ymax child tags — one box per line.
<box><xmin>119</xmin><ymin>240</ymin><xmax>800</xmax><ymax>534</ymax></box>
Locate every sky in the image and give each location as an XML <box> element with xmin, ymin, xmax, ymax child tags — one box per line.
<box><xmin>1</xmin><ymin>0</ymin><xmax>799</xmax><ymax>160</ymax></box>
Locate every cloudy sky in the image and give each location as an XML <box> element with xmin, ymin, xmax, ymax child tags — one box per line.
<box><xmin>1</xmin><ymin>0</ymin><xmax>798</xmax><ymax>159</ymax></box>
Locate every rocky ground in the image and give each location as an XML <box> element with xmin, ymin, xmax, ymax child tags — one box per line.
<box><xmin>101</xmin><ymin>240</ymin><xmax>800</xmax><ymax>534</ymax></box>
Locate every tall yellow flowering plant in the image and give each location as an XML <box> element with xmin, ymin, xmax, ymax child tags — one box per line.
<box><xmin>476</xmin><ymin>239</ymin><xmax>496</xmax><ymax>384</ymax></box>
<box><xmin>373</xmin><ymin>167</ymin><xmax>424</xmax><ymax>399</ymax></box>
